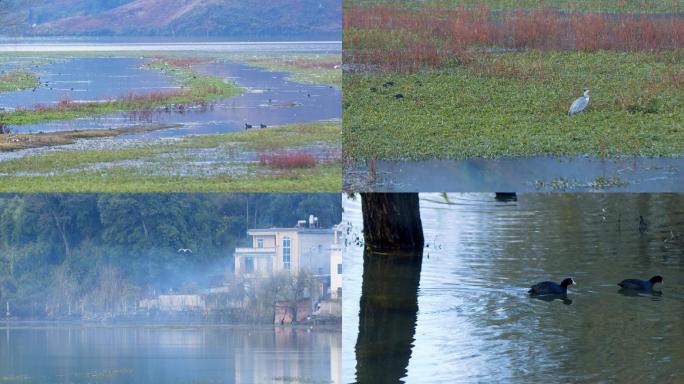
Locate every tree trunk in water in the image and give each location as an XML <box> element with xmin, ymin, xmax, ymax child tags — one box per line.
<box><xmin>361</xmin><ymin>193</ymin><xmax>424</xmax><ymax>252</ymax></box>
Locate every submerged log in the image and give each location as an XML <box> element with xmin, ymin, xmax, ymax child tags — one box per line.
<box><xmin>361</xmin><ymin>193</ymin><xmax>424</xmax><ymax>252</ymax></box>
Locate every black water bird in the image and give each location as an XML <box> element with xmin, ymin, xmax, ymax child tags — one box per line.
<box><xmin>245</xmin><ymin>124</ymin><xmax>253</xmax><ymax>129</ymax></box>
<box><xmin>369</xmin><ymin>87</ymin><xmax>377</xmax><ymax>92</ymax></box>
<box><xmin>394</xmin><ymin>93</ymin><xmax>404</xmax><ymax>99</ymax></box>
<box><xmin>618</xmin><ymin>275</ymin><xmax>663</xmax><ymax>291</ymax></box>
<box><xmin>495</xmin><ymin>192</ymin><xmax>517</xmax><ymax>202</ymax></box>
<box><xmin>528</xmin><ymin>278</ymin><xmax>575</xmax><ymax>295</ymax></box>
<box><xmin>260</xmin><ymin>124</ymin><xmax>267</xmax><ymax>128</ymax></box>
<box><xmin>638</xmin><ymin>216</ymin><xmax>648</xmax><ymax>233</ymax></box>
<box><xmin>382</xmin><ymin>81</ymin><xmax>394</xmax><ymax>87</ymax></box>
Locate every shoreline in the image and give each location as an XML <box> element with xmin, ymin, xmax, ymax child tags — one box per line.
<box><xmin>0</xmin><ymin>124</ymin><xmax>181</xmax><ymax>152</ymax></box>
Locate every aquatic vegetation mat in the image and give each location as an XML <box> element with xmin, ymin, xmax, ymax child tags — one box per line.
<box><xmin>343</xmin><ymin>2</ymin><xmax>683</xmax><ymax>160</ymax></box>
<box><xmin>0</xmin><ymin>121</ymin><xmax>341</xmax><ymax>192</ymax></box>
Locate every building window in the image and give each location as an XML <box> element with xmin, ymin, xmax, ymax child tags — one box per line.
<box><xmin>282</xmin><ymin>237</ymin><xmax>291</xmax><ymax>270</ymax></box>
<box><xmin>245</xmin><ymin>257</ymin><xmax>254</xmax><ymax>273</ymax></box>
<box><xmin>257</xmin><ymin>238</ymin><xmax>263</xmax><ymax>248</ymax></box>
<box><xmin>337</xmin><ymin>263</ymin><xmax>343</xmax><ymax>274</ymax></box>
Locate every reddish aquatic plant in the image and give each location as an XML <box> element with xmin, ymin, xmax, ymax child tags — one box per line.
<box><xmin>345</xmin><ymin>4</ymin><xmax>684</xmax><ymax>72</ymax></box>
<box><xmin>258</xmin><ymin>151</ymin><xmax>317</xmax><ymax>169</ymax></box>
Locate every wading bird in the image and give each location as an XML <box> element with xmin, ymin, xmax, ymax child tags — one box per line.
<box><xmin>568</xmin><ymin>88</ymin><xmax>590</xmax><ymax>115</ymax></box>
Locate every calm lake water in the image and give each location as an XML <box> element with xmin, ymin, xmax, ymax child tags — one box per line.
<box><xmin>4</xmin><ymin>58</ymin><xmax>340</xmax><ymax>140</ymax></box>
<box><xmin>1</xmin><ymin>324</ymin><xmax>340</xmax><ymax>384</ymax></box>
<box><xmin>0</xmin><ymin>57</ymin><xmax>177</xmax><ymax>109</ymax></box>
<box><xmin>343</xmin><ymin>193</ymin><xmax>684</xmax><ymax>383</ymax></box>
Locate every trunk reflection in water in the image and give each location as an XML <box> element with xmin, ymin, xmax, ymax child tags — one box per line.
<box><xmin>343</xmin><ymin>193</ymin><xmax>684</xmax><ymax>383</ymax></box>
<box><xmin>355</xmin><ymin>250</ymin><xmax>422</xmax><ymax>383</ymax></box>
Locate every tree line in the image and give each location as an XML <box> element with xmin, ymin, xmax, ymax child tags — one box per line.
<box><xmin>0</xmin><ymin>193</ymin><xmax>341</xmax><ymax>318</ymax></box>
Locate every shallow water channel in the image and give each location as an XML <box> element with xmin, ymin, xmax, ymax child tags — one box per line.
<box><xmin>2</xmin><ymin>57</ymin><xmax>340</xmax><ymax>140</ymax></box>
<box><xmin>345</xmin><ymin>156</ymin><xmax>684</xmax><ymax>192</ymax></box>
<box><xmin>343</xmin><ymin>193</ymin><xmax>684</xmax><ymax>383</ymax></box>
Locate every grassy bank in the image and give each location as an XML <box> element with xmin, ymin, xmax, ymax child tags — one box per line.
<box><xmin>344</xmin><ymin>50</ymin><xmax>684</xmax><ymax>159</ymax></box>
<box><xmin>343</xmin><ymin>2</ymin><xmax>684</xmax><ymax>160</ymax></box>
<box><xmin>0</xmin><ymin>71</ymin><xmax>39</xmax><ymax>92</ymax></box>
<box><xmin>0</xmin><ymin>57</ymin><xmax>242</xmax><ymax>126</ymax></box>
<box><xmin>0</xmin><ymin>121</ymin><xmax>342</xmax><ymax>192</ymax></box>
<box><xmin>224</xmin><ymin>53</ymin><xmax>341</xmax><ymax>87</ymax></box>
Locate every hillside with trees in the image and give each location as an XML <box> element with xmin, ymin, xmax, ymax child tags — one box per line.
<box><xmin>0</xmin><ymin>193</ymin><xmax>342</xmax><ymax>320</ymax></box>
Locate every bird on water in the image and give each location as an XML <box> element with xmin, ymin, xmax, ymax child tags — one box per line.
<box><xmin>529</xmin><ymin>278</ymin><xmax>576</xmax><ymax>295</ymax></box>
<box><xmin>618</xmin><ymin>275</ymin><xmax>662</xmax><ymax>291</ymax></box>
<box><xmin>568</xmin><ymin>88</ymin><xmax>590</xmax><ymax>115</ymax></box>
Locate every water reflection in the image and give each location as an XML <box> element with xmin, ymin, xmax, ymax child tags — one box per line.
<box><xmin>355</xmin><ymin>250</ymin><xmax>422</xmax><ymax>383</ymax></box>
<box><xmin>0</xmin><ymin>325</ymin><xmax>340</xmax><ymax>384</ymax></box>
<box><xmin>343</xmin><ymin>193</ymin><xmax>684</xmax><ymax>383</ymax></box>
<box><xmin>531</xmin><ymin>294</ymin><xmax>573</xmax><ymax>305</ymax></box>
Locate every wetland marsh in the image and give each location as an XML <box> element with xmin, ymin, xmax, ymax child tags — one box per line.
<box><xmin>342</xmin><ymin>1</ymin><xmax>684</xmax><ymax>191</ymax></box>
<box><xmin>0</xmin><ymin>40</ymin><xmax>341</xmax><ymax>191</ymax></box>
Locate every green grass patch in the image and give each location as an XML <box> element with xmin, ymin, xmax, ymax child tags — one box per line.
<box><xmin>0</xmin><ymin>71</ymin><xmax>38</xmax><ymax>92</ymax></box>
<box><xmin>343</xmin><ymin>50</ymin><xmax>684</xmax><ymax>160</ymax></box>
<box><xmin>178</xmin><ymin>121</ymin><xmax>341</xmax><ymax>150</ymax></box>
<box><xmin>0</xmin><ymin>165</ymin><xmax>342</xmax><ymax>192</ymax></box>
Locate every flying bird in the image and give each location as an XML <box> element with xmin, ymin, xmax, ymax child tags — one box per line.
<box><xmin>177</xmin><ymin>248</ymin><xmax>193</xmax><ymax>253</ymax></box>
<box><xmin>568</xmin><ymin>88</ymin><xmax>590</xmax><ymax>115</ymax></box>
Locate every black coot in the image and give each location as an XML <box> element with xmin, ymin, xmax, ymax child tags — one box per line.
<box><xmin>618</xmin><ymin>275</ymin><xmax>663</xmax><ymax>290</ymax></box>
<box><xmin>528</xmin><ymin>278</ymin><xmax>575</xmax><ymax>295</ymax></box>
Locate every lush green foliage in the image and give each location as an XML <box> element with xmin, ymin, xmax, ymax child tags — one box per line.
<box><xmin>0</xmin><ymin>193</ymin><xmax>342</xmax><ymax>318</ymax></box>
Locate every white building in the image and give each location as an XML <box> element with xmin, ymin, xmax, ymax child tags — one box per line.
<box><xmin>329</xmin><ymin>224</ymin><xmax>343</xmax><ymax>298</ymax></box>
<box><xmin>235</xmin><ymin>216</ymin><xmax>334</xmax><ymax>279</ymax></box>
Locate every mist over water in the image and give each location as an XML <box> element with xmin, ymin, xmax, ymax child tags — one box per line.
<box><xmin>344</xmin><ymin>193</ymin><xmax>684</xmax><ymax>383</ymax></box>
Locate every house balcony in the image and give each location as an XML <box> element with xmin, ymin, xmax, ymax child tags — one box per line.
<box><xmin>235</xmin><ymin>247</ymin><xmax>276</xmax><ymax>255</ymax></box>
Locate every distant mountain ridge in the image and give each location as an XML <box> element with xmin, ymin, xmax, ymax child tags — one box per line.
<box><xmin>1</xmin><ymin>0</ymin><xmax>341</xmax><ymax>39</ymax></box>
